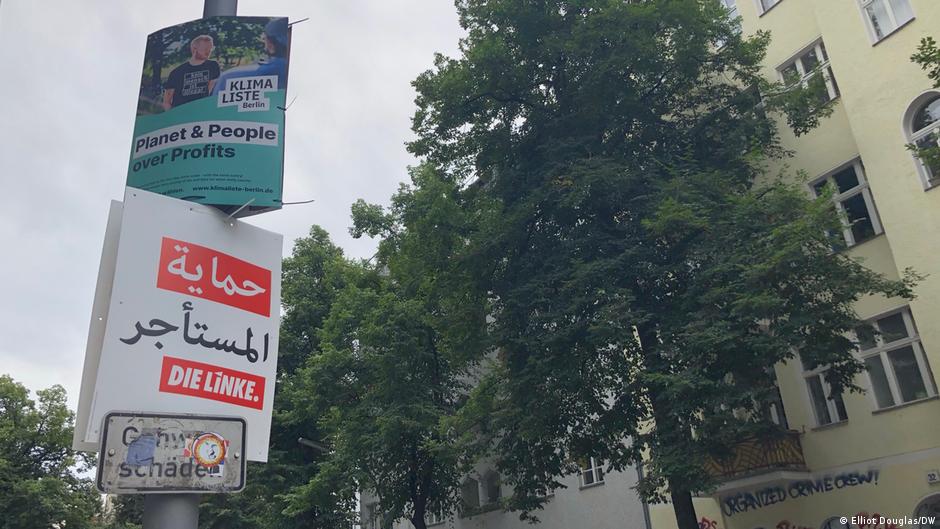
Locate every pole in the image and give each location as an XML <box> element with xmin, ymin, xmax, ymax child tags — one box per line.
<box><xmin>143</xmin><ymin>495</ymin><xmax>200</xmax><ymax>529</ymax></box>
<box><xmin>140</xmin><ymin>3</ymin><xmax>238</xmax><ymax>527</ymax></box>
<box><xmin>636</xmin><ymin>463</ymin><xmax>654</xmax><ymax>529</ymax></box>
<box><xmin>203</xmin><ymin>0</ymin><xmax>237</xmax><ymax>17</ymax></box>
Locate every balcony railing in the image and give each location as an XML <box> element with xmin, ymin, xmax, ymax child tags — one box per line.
<box><xmin>704</xmin><ymin>430</ymin><xmax>807</xmax><ymax>481</ymax></box>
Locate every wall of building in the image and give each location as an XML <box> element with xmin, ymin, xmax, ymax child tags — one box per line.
<box><xmin>715</xmin><ymin>449</ymin><xmax>940</xmax><ymax>529</ymax></box>
<box><xmin>650</xmin><ymin>498</ymin><xmax>726</xmax><ymax>529</ymax></box>
<box><xmin>361</xmin><ymin>467</ymin><xmax>651</xmax><ymax>529</ymax></box>
<box><xmin>749</xmin><ymin>0</ymin><xmax>940</xmax><ymax>471</ymax></box>
<box><xmin>654</xmin><ymin>1</ymin><xmax>940</xmax><ymax>528</ymax></box>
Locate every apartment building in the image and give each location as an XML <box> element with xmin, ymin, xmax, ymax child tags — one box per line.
<box><xmin>652</xmin><ymin>1</ymin><xmax>940</xmax><ymax>528</ymax></box>
<box><xmin>359</xmin><ymin>460</ymin><xmax>650</xmax><ymax>529</ymax></box>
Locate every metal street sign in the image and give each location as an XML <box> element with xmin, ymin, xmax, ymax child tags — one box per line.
<box><xmin>97</xmin><ymin>412</ymin><xmax>246</xmax><ymax>494</ymax></box>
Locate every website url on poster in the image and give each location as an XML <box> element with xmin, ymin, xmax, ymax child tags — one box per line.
<box><xmin>844</xmin><ymin>516</ymin><xmax>937</xmax><ymax>527</ymax></box>
<box><xmin>191</xmin><ymin>185</ymin><xmax>273</xmax><ymax>193</ymax></box>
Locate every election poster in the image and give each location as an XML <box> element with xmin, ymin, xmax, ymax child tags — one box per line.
<box><xmin>129</xmin><ymin>17</ymin><xmax>291</xmax><ymax>216</ymax></box>
<box><xmin>82</xmin><ymin>190</ymin><xmax>282</xmax><ymax>462</ymax></box>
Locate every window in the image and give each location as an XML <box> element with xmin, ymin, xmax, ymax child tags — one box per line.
<box><xmin>364</xmin><ymin>503</ymin><xmax>383</xmax><ymax>529</ymax></box>
<box><xmin>715</xmin><ymin>0</ymin><xmax>742</xmax><ymax>48</ymax></box>
<box><xmin>913</xmin><ymin>494</ymin><xmax>940</xmax><ymax>529</ymax></box>
<box><xmin>811</xmin><ymin>159</ymin><xmax>883</xmax><ymax>246</ymax></box>
<box><xmin>769</xmin><ymin>384</ymin><xmax>790</xmax><ymax>429</ymax></box>
<box><xmin>859</xmin><ymin>0</ymin><xmax>914</xmax><ymax>42</ymax></box>
<box><xmin>857</xmin><ymin>307</ymin><xmax>938</xmax><ymax>409</ymax></box>
<box><xmin>778</xmin><ymin>40</ymin><xmax>840</xmax><ymax>102</ymax></box>
<box><xmin>481</xmin><ymin>470</ymin><xmax>501</xmax><ymax>506</ymax></box>
<box><xmin>579</xmin><ymin>457</ymin><xmax>605</xmax><ymax>487</ymax></box>
<box><xmin>459</xmin><ymin>470</ymin><xmax>502</xmax><ymax>516</ymax></box>
<box><xmin>720</xmin><ymin>0</ymin><xmax>741</xmax><ymax>30</ymax></box>
<box><xmin>758</xmin><ymin>368</ymin><xmax>791</xmax><ymax>429</ymax></box>
<box><xmin>801</xmin><ymin>355</ymin><xmax>849</xmax><ymax>426</ymax></box>
<box><xmin>757</xmin><ymin>0</ymin><xmax>781</xmax><ymax>15</ymax></box>
<box><xmin>904</xmin><ymin>92</ymin><xmax>940</xmax><ymax>188</ymax></box>
<box><xmin>460</xmin><ymin>477</ymin><xmax>480</xmax><ymax>511</ymax></box>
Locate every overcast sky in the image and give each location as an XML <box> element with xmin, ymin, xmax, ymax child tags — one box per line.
<box><xmin>0</xmin><ymin>1</ymin><xmax>463</xmax><ymax>407</ymax></box>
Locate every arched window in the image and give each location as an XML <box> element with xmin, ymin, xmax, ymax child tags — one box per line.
<box><xmin>904</xmin><ymin>92</ymin><xmax>940</xmax><ymax>188</ymax></box>
<box><xmin>914</xmin><ymin>494</ymin><xmax>940</xmax><ymax>529</ymax></box>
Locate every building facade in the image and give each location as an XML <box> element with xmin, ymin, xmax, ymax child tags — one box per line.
<box><xmin>655</xmin><ymin>1</ymin><xmax>940</xmax><ymax>528</ymax></box>
<box><xmin>360</xmin><ymin>461</ymin><xmax>651</xmax><ymax>529</ymax></box>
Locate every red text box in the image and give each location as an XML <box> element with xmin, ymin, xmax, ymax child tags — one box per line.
<box><xmin>159</xmin><ymin>355</ymin><xmax>265</xmax><ymax>410</ymax></box>
<box><xmin>156</xmin><ymin>237</ymin><xmax>271</xmax><ymax>316</ymax></box>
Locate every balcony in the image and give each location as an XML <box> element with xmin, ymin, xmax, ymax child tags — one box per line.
<box><xmin>704</xmin><ymin>430</ymin><xmax>808</xmax><ymax>482</ymax></box>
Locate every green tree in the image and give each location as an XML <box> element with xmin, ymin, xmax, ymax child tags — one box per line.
<box><xmin>197</xmin><ymin>226</ymin><xmax>359</xmax><ymax>529</ymax></box>
<box><xmin>402</xmin><ymin>1</ymin><xmax>916</xmax><ymax>528</ymax></box>
<box><xmin>0</xmin><ymin>375</ymin><xmax>103</xmax><ymax>529</ymax></box>
<box><xmin>104</xmin><ymin>495</ymin><xmax>143</xmax><ymax>529</ymax></box>
<box><xmin>292</xmin><ymin>165</ymin><xmax>485</xmax><ymax>529</ymax></box>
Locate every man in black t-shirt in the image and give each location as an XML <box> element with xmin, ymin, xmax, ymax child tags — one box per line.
<box><xmin>162</xmin><ymin>35</ymin><xmax>221</xmax><ymax>110</ymax></box>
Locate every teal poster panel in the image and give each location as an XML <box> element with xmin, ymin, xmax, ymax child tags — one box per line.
<box><xmin>129</xmin><ymin>16</ymin><xmax>290</xmax><ymax>216</ymax></box>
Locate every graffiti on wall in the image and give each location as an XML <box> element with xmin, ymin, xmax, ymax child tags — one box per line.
<box><xmin>774</xmin><ymin>521</ymin><xmax>813</xmax><ymax>529</ymax></box>
<box><xmin>699</xmin><ymin>517</ymin><xmax>719</xmax><ymax>529</ymax></box>
<box><xmin>720</xmin><ymin>470</ymin><xmax>879</xmax><ymax>516</ymax></box>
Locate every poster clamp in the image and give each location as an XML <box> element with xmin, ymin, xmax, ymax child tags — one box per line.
<box><xmin>226</xmin><ymin>198</ymin><xmax>255</xmax><ymax>220</ymax></box>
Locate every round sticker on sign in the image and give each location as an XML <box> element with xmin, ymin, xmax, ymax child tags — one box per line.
<box><xmin>191</xmin><ymin>432</ymin><xmax>227</xmax><ymax>467</ymax></box>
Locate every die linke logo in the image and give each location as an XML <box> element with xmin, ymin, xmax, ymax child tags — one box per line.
<box><xmin>160</xmin><ymin>355</ymin><xmax>265</xmax><ymax>410</ymax></box>
<box><xmin>157</xmin><ymin>237</ymin><xmax>271</xmax><ymax>316</ymax></box>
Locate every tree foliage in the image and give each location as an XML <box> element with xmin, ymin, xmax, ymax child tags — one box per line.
<box><xmin>912</xmin><ymin>36</ymin><xmax>940</xmax><ymax>88</ymax></box>
<box><xmin>293</xmin><ymin>165</ymin><xmax>486</xmax><ymax>529</ymax></box>
<box><xmin>908</xmin><ymin>36</ymin><xmax>940</xmax><ymax>176</ymax></box>
<box><xmin>197</xmin><ymin>226</ymin><xmax>359</xmax><ymax>529</ymax></box>
<box><xmin>0</xmin><ymin>375</ymin><xmax>102</xmax><ymax>529</ymax></box>
<box><xmin>396</xmin><ymin>1</ymin><xmax>917</xmax><ymax>527</ymax></box>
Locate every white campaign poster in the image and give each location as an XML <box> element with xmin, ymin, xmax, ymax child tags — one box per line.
<box><xmin>85</xmin><ymin>190</ymin><xmax>282</xmax><ymax>461</ymax></box>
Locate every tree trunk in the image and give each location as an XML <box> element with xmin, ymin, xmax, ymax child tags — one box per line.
<box><xmin>671</xmin><ymin>487</ymin><xmax>699</xmax><ymax>529</ymax></box>
<box><xmin>636</xmin><ymin>322</ymin><xmax>699</xmax><ymax>529</ymax></box>
<box><xmin>410</xmin><ymin>513</ymin><xmax>428</xmax><ymax>529</ymax></box>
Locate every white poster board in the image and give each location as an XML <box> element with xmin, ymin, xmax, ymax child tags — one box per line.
<box><xmin>73</xmin><ymin>201</ymin><xmax>123</xmax><ymax>452</ymax></box>
<box><xmin>83</xmin><ymin>190</ymin><xmax>282</xmax><ymax>461</ymax></box>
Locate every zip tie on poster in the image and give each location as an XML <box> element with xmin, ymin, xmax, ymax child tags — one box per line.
<box><xmin>227</xmin><ymin>198</ymin><xmax>256</xmax><ymax>219</ymax></box>
<box><xmin>277</xmin><ymin>95</ymin><xmax>298</xmax><ymax>111</ymax></box>
<box><xmin>278</xmin><ymin>18</ymin><xmax>307</xmax><ymax>112</ymax></box>
<box><xmin>280</xmin><ymin>198</ymin><xmax>315</xmax><ymax>206</ymax></box>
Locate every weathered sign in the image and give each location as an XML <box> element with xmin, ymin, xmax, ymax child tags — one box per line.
<box><xmin>97</xmin><ymin>412</ymin><xmax>245</xmax><ymax>494</ymax></box>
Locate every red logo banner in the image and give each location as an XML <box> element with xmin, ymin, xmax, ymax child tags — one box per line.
<box><xmin>156</xmin><ymin>237</ymin><xmax>271</xmax><ymax>316</ymax></box>
<box><xmin>159</xmin><ymin>355</ymin><xmax>265</xmax><ymax>410</ymax></box>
